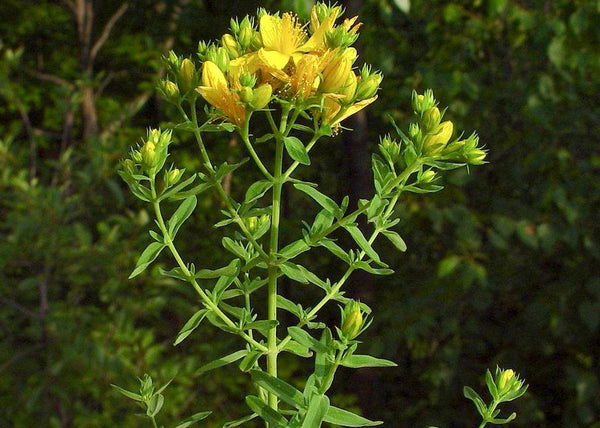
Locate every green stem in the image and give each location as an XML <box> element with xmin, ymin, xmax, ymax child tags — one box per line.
<box><xmin>150</xmin><ymin>181</ymin><xmax>268</xmax><ymax>353</ymax></box>
<box><xmin>265</xmin><ymin>106</ymin><xmax>290</xmax><ymax>414</ymax></box>
<box><xmin>319</xmin><ymin>349</ymin><xmax>344</xmax><ymax>395</ymax></box>
<box><xmin>150</xmin><ymin>415</ymin><xmax>159</xmax><ymax>428</ymax></box>
<box><xmin>241</xmin><ymin>114</ymin><xmax>274</xmax><ymax>180</ymax></box>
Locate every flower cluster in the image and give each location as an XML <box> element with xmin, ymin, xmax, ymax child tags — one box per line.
<box><xmin>183</xmin><ymin>4</ymin><xmax>382</xmax><ymax>128</ymax></box>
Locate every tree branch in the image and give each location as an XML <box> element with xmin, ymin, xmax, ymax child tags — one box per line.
<box><xmin>90</xmin><ymin>3</ymin><xmax>129</xmax><ymax>62</ymax></box>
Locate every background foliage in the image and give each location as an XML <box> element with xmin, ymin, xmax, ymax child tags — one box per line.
<box><xmin>0</xmin><ymin>0</ymin><xmax>598</xmax><ymax>427</ymax></box>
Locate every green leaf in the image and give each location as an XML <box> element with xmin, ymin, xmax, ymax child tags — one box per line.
<box><xmin>294</xmin><ymin>183</ymin><xmax>340</xmax><ymax>217</ymax></box>
<box><xmin>245</xmin><ymin>180</ymin><xmax>273</xmax><ymax>203</ymax></box>
<box><xmin>174</xmin><ymin>309</ymin><xmax>208</xmax><ymax>345</ymax></box>
<box><xmin>223</xmin><ymin>413</ymin><xmax>258</xmax><ymax>427</ymax></box>
<box><xmin>196</xmin><ymin>350</ymin><xmax>247</xmax><ymax>375</ymax></box>
<box><xmin>146</xmin><ymin>393</ymin><xmax>164</xmax><ymax>417</ymax></box>
<box><xmin>175</xmin><ymin>411</ymin><xmax>212</xmax><ymax>428</ymax></box>
<box><xmin>250</xmin><ymin>370</ymin><xmax>306</xmax><ymax>410</ymax></box>
<box><xmin>277</xmin><ymin>295</ymin><xmax>303</xmax><ymax>319</ymax></box>
<box><xmin>280</xmin><ymin>262</ymin><xmax>310</xmax><ymax>284</ymax></box>
<box><xmin>194</xmin><ymin>259</ymin><xmax>241</xmax><ymax>279</ymax></box>
<box><xmin>341</xmin><ymin>354</ymin><xmax>397</xmax><ymax>368</ymax></box>
<box><xmin>284</xmin><ymin>136</ymin><xmax>311</xmax><ymax>165</ymax></box>
<box><xmin>344</xmin><ymin>224</ymin><xmax>382</xmax><ymax>264</ymax></box>
<box><xmin>239</xmin><ymin>350</ymin><xmax>262</xmax><ymax>372</ymax></box>
<box><xmin>245</xmin><ymin>395</ymin><xmax>288</xmax><ymax>428</ymax></box>
<box><xmin>301</xmin><ymin>394</ymin><xmax>329</xmax><ymax>428</ymax></box>
<box><xmin>129</xmin><ymin>242</ymin><xmax>166</xmax><ymax>278</ymax></box>
<box><xmin>288</xmin><ymin>327</ymin><xmax>329</xmax><ymax>354</ymax></box>
<box><xmin>222</xmin><ymin>237</ymin><xmax>250</xmax><ymax>260</ymax></box>
<box><xmin>382</xmin><ymin>230</ymin><xmax>407</xmax><ymax>252</ymax></box>
<box><xmin>393</xmin><ymin>0</ymin><xmax>410</xmax><ymax>14</ymax></box>
<box><xmin>167</xmin><ymin>195</ymin><xmax>197</xmax><ymax>237</ymax></box>
<box><xmin>353</xmin><ymin>261</ymin><xmax>394</xmax><ymax>275</ymax></box>
<box><xmin>323</xmin><ymin>406</ymin><xmax>383</xmax><ymax>426</ymax></box>
<box><xmin>463</xmin><ymin>386</ymin><xmax>487</xmax><ymax>417</ymax></box>
<box><xmin>279</xmin><ymin>239</ymin><xmax>310</xmax><ymax>259</ymax></box>
<box><xmin>319</xmin><ymin>239</ymin><xmax>350</xmax><ymax>262</ymax></box>
<box><xmin>281</xmin><ymin>340</ymin><xmax>312</xmax><ymax>358</ymax></box>
<box><xmin>110</xmin><ymin>384</ymin><xmax>143</xmax><ymax>402</ymax></box>
<box><xmin>437</xmin><ymin>255</ymin><xmax>461</xmax><ymax>278</ymax></box>
<box><xmin>244</xmin><ymin>320</ymin><xmax>279</xmax><ymax>335</ymax></box>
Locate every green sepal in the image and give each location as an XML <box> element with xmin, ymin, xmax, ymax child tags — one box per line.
<box><xmin>175</xmin><ymin>411</ymin><xmax>212</xmax><ymax>428</ymax></box>
<box><xmin>250</xmin><ymin>370</ymin><xmax>306</xmax><ymax>410</ymax></box>
<box><xmin>174</xmin><ymin>309</ymin><xmax>208</xmax><ymax>345</ymax></box>
<box><xmin>129</xmin><ymin>242</ymin><xmax>166</xmax><ymax>278</ymax></box>
<box><xmin>196</xmin><ymin>349</ymin><xmax>247</xmax><ymax>375</ymax></box>
<box><xmin>245</xmin><ymin>395</ymin><xmax>289</xmax><ymax>428</ymax></box>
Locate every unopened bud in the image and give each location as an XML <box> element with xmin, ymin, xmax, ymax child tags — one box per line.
<box><xmin>320</xmin><ymin>54</ymin><xmax>352</xmax><ymax>93</ymax></box>
<box><xmin>165</xmin><ymin>168</ymin><xmax>182</xmax><ymax>186</ymax></box>
<box><xmin>215</xmin><ymin>47</ymin><xmax>230</xmax><ymax>73</ymax></box>
<box><xmin>179</xmin><ymin>59</ymin><xmax>196</xmax><ymax>93</ymax></box>
<box><xmin>238</xmin><ymin>25</ymin><xmax>254</xmax><ymax>50</ymax></box>
<box><xmin>339</xmin><ymin>71</ymin><xmax>357</xmax><ymax>103</ymax></box>
<box><xmin>239</xmin><ymin>86</ymin><xmax>253</xmax><ymax>103</ymax></box>
<box><xmin>421</xmin><ymin>170</ymin><xmax>436</xmax><ymax>183</ymax></box>
<box><xmin>121</xmin><ymin>158</ymin><xmax>136</xmax><ymax>175</ymax></box>
<box><xmin>162</xmin><ymin>80</ymin><xmax>180</xmax><ymax>102</ymax></box>
<box><xmin>412</xmin><ymin>90</ymin><xmax>436</xmax><ymax>114</ymax></box>
<box><xmin>341</xmin><ymin>300</ymin><xmax>364</xmax><ymax>340</ymax></box>
<box><xmin>408</xmin><ymin>123</ymin><xmax>421</xmax><ymax>141</ymax></box>
<box><xmin>239</xmin><ymin>71</ymin><xmax>257</xmax><ymax>88</ymax></box>
<box><xmin>221</xmin><ymin>34</ymin><xmax>240</xmax><ymax>59</ymax></box>
<box><xmin>423</xmin><ymin>121</ymin><xmax>453</xmax><ymax>155</ymax></box>
<box><xmin>355</xmin><ymin>72</ymin><xmax>382</xmax><ymax>100</ymax></box>
<box><xmin>380</xmin><ymin>135</ymin><xmax>400</xmax><ymax>162</ymax></box>
<box><xmin>141</xmin><ymin>141</ymin><xmax>156</xmax><ymax>170</ymax></box>
<box><xmin>249</xmin><ymin>84</ymin><xmax>272</xmax><ymax>110</ymax></box>
<box><xmin>422</xmin><ymin>107</ymin><xmax>441</xmax><ymax>131</ymax></box>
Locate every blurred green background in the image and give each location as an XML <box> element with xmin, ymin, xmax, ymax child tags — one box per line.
<box><xmin>1</xmin><ymin>0</ymin><xmax>598</xmax><ymax>426</ymax></box>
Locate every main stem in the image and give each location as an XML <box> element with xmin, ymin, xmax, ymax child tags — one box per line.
<box><xmin>266</xmin><ymin>110</ymin><xmax>287</xmax><ymax>414</ymax></box>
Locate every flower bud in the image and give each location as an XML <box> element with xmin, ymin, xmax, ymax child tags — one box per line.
<box><xmin>121</xmin><ymin>158</ymin><xmax>137</xmax><ymax>175</ymax></box>
<box><xmin>420</xmin><ymin>170</ymin><xmax>436</xmax><ymax>183</ymax></box>
<box><xmin>215</xmin><ymin>47</ymin><xmax>230</xmax><ymax>73</ymax></box>
<box><xmin>341</xmin><ymin>300</ymin><xmax>364</xmax><ymax>340</ymax></box>
<box><xmin>249</xmin><ymin>84</ymin><xmax>272</xmax><ymax>110</ymax></box>
<box><xmin>162</xmin><ymin>80</ymin><xmax>180</xmax><ymax>102</ymax></box>
<box><xmin>412</xmin><ymin>89</ymin><xmax>436</xmax><ymax>114</ymax></box>
<box><xmin>179</xmin><ymin>59</ymin><xmax>196</xmax><ymax>93</ymax></box>
<box><xmin>221</xmin><ymin>34</ymin><xmax>240</xmax><ymax>59</ymax></box>
<box><xmin>339</xmin><ymin>71</ymin><xmax>357</xmax><ymax>103</ymax></box>
<box><xmin>238</xmin><ymin>17</ymin><xmax>255</xmax><ymax>49</ymax></box>
<box><xmin>197</xmin><ymin>41</ymin><xmax>209</xmax><ymax>59</ymax></box>
<box><xmin>408</xmin><ymin>123</ymin><xmax>422</xmax><ymax>141</ymax></box>
<box><xmin>379</xmin><ymin>135</ymin><xmax>400</xmax><ymax>163</ymax></box>
<box><xmin>320</xmin><ymin>53</ymin><xmax>352</xmax><ymax>93</ymax></box>
<box><xmin>141</xmin><ymin>141</ymin><xmax>156</xmax><ymax>170</ymax></box>
<box><xmin>239</xmin><ymin>71</ymin><xmax>257</xmax><ymax>88</ymax></box>
<box><xmin>238</xmin><ymin>86</ymin><xmax>254</xmax><ymax>103</ymax></box>
<box><xmin>421</xmin><ymin>107</ymin><xmax>441</xmax><ymax>132</ymax></box>
<box><xmin>355</xmin><ymin>72</ymin><xmax>382</xmax><ymax>100</ymax></box>
<box><xmin>164</xmin><ymin>168</ymin><xmax>182</xmax><ymax>187</ymax></box>
<box><xmin>423</xmin><ymin>121</ymin><xmax>453</xmax><ymax>155</ymax></box>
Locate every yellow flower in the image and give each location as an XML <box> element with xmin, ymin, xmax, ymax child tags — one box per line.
<box><xmin>302</xmin><ymin>5</ymin><xmax>342</xmax><ymax>53</ymax></box>
<box><xmin>322</xmin><ymin>94</ymin><xmax>378</xmax><ymax>126</ymax></box>
<box><xmin>289</xmin><ymin>54</ymin><xmax>320</xmax><ymax>99</ymax></box>
<box><xmin>258</xmin><ymin>12</ymin><xmax>307</xmax><ymax>70</ymax></box>
<box><xmin>319</xmin><ymin>49</ymin><xmax>356</xmax><ymax>94</ymax></box>
<box><xmin>196</xmin><ymin>61</ymin><xmax>246</xmax><ymax>126</ymax></box>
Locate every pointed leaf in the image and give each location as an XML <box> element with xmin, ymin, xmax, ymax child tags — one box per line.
<box><xmin>194</xmin><ymin>259</ymin><xmax>241</xmax><ymax>279</ymax></box>
<box><xmin>301</xmin><ymin>394</ymin><xmax>329</xmax><ymax>428</ymax></box>
<box><xmin>344</xmin><ymin>224</ymin><xmax>382</xmax><ymax>264</ymax></box>
<box><xmin>463</xmin><ymin>386</ymin><xmax>487</xmax><ymax>417</ymax></box>
<box><xmin>223</xmin><ymin>413</ymin><xmax>258</xmax><ymax>427</ymax></box>
<box><xmin>245</xmin><ymin>180</ymin><xmax>273</xmax><ymax>203</ymax></box>
<box><xmin>294</xmin><ymin>183</ymin><xmax>340</xmax><ymax>217</ymax></box>
<box><xmin>168</xmin><ymin>196</ymin><xmax>197</xmax><ymax>237</ymax></box>
<box><xmin>174</xmin><ymin>309</ymin><xmax>208</xmax><ymax>345</ymax></box>
<box><xmin>250</xmin><ymin>370</ymin><xmax>306</xmax><ymax>410</ymax></box>
<box><xmin>196</xmin><ymin>350</ymin><xmax>247</xmax><ymax>375</ymax></box>
<box><xmin>323</xmin><ymin>406</ymin><xmax>383</xmax><ymax>426</ymax></box>
<box><xmin>110</xmin><ymin>384</ymin><xmax>143</xmax><ymax>402</ymax></box>
<box><xmin>382</xmin><ymin>230</ymin><xmax>407</xmax><ymax>252</ymax></box>
<box><xmin>284</xmin><ymin>136</ymin><xmax>311</xmax><ymax>165</ymax></box>
<box><xmin>288</xmin><ymin>327</ymin><xmax>329</xmax><ymax>354</ymax></box>
<box><xmin>245</xmin><ymin>395</ymin><xmax>288</xmax><ymax>428</ymax></box>
<box><xmin>175</xmin><ymin>411</ymin><xmax>212</xmax><ymax>428</ymax></box>
<box><xmin>239</xmin><ymin>351</ymin><xmax>263</xmax><ymax>372</ymax></box>
<box><xmin>129</xmin><ymin>242</ymin><xmax>166</xmax><ymax>278</ymax></box>
<box><xmin>341</xmin><ymin>354</ymin><xmax>397</xmax><ymax>368</ymax></box>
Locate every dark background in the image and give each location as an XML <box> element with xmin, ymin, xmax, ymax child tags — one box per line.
<box><xmin>0</xmin><ymin>0</ymin><xmax>598</xmax><ymax>426</ymax></box>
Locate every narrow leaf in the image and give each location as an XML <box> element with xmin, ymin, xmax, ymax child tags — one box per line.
<box><xmin>284</xmin><ymin>136</ymin><xmax>311</xmax><ymax>165</ymax></box>
<box><xmin>250</xmin><ymin>370</ymin><xmax>306</xmax><ymax>410</ymax></box>
<box><xmin>341</xmin><ymin>354</ymin><xmax>397</xmax><ymax>368</ymax></box>
<box><xmin>245</xmin><ymin>180</ymin><xmax>273</xmax><ymax>203</ymax></box>
<box><xmin>196</xmin><ymin>350</ymin><xmax>247</xmax><ymax>375</ymax></box>
<box><xmin>294</xmin><ymin>183</ymin><xmax>340</xmax><ymax>217</ymax></box>
<box><xmin>382</xmin><ymin>230</ymin><xmax>407</xmax><ymax>252</ymax></box>
<box><xmin>129</xmin><ymin>242</ymin><xmax>166</xmax><ymax>278</ymax></box>
<box><xmin>168</xmin><ymin>195</ymin><xmax>197</xmax><ymax>237</ymax></box>
<box><xmin>245</xmin><ymin>395</ymin><xmax>288</xmax><ymax>428</ymax></box>
<box><xmin>345</xmin><ymin>224</ymin><xmax>381</xmax><ymax>263</ymax></box>
<box><xmin>174</xmin><ymin>309</ymin><xmax>208</xmax><ymax>345</ymax></box>
<box><xmin>301</xmin><ymin>394</ymin><xmax>329</xmax><ymax>428</ymax></box>
<box><xmin>288</xmin><ymin>327</ymin><xmax>329</xmax><ymax>354</ymax></box>
<box><xmin>323</xmin><ymin>406</ymin><xmax>383</xmax><ymax>426</ymax></box>
<box><xmin>239</xmin><ymin>351</ymin><xmax>263</xmax><ymax>372</ymax></box>
<box><xmin>223</xmin><ymin>413</ymin><xmax>258</xmax><ymax>427</ymax></box>
<box><xmin>194</xmin><ymin>259</ymin><xmax>240</xmax><ymax>279</ymax></box>
<box><xmin>175</xmin><ymin>411</ymin><xmax>212</xmax><ymax>428</ymax></box>
<box><xmin>110</xmin><ymin>384</ymin><xmax>143</xmax><ymax>402</ymax></box>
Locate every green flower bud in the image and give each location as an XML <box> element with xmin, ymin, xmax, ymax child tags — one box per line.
<box><xmin>341</xmin><ymin>300</ymin><xmax>364</xmax><ymax>340</ymax></box>
<box><xmin>141</xmin><ymin>141</ymin><xmax>157</xmax><ymax>171</ymax></box>
<box><xmin>354</xmin><ymin>72</ymin><xmax>382</xmax><ymax>100</ymax></box>
<box><xmin>408</xmin><ymin>123</ymin><xmax>421</xmax><ymax>141</ymax></box>
<box><xmin>229</xmin><ymin>17</ymin><xmax>240</xmax><ymax>34</ymax></box>
<box><xmin>121</xmin><ymin>158</ymin><xmax>137</xmax><ymax>175</ymax></box>
<box><xmin>423</xmin><ymin>121</ymin><xmax>453</xmax><ymax>155</ymax></box>
<box><xmin>162</xmin><ymin>80</ymin><xmax>180</xmax><ymax>102</ymax></box>
<box><xmin>238</xmin><ymin>16</ymin><xmax>255</xmax><ymax>49</ymax></box>
<box><xmin>179</xmin><ymin>59</ymin><xmax>196</xmax><ymax>93</ymax></box>
<box><xmin>215</xmin><ymin>47</ymin><xmax>230</xmax><ymax>73</ymax></box>
<box><xmin>412</xmin><ymin>89</ymin><xmax>436</xmax><ymax>114</ymax></box>
<box><xmin>421</xmin><ymin>107</ymin><xmax>441</xmax><ymax>132</ymax></box>
<box><xmin>221</xmin><ymin>34</ymin><xmax>240</xmax><ymax>59</ymax></box>
<box><xmin>239</xmin><ymin>86</ymin><xmax>254</xmax><ymax>103</ymax></box>
<box><xmin>197</xmin><ymin>41</ymin><xmax>209</xmax><ymax>59</ymax></box>
<box><xmin>249</xmin><ymin>84</ymin><xmax>272</xmax><ymax>110</ymax></box>
<box><xmin>379</xmin><ymin>135</ymin><xmax>400</xmax><ymax>163</ymax></box>
<box><xmin>420</xmin><ymin>169</ymin><xmax>436</xmax><ymax>183</ymax></box>
<box><xmin>164</xmin><ymin>168</ymin><xmax>182</xmax><ymax>187</ymax></box>
<box><xmin>239</xmin><ymin>71</ymin><xmax>257</xmax><ymax>88</ymax></box>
